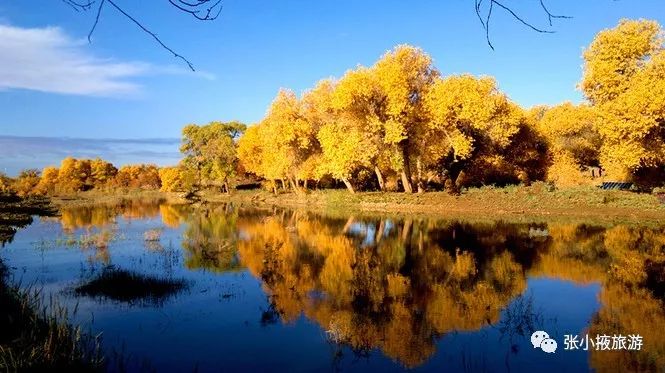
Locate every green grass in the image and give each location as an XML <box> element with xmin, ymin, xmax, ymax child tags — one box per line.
<box><xmin>198</xmin><ymin>183</ymin><xmax>665</xmax><ymax>225</ymax></box>
<box><xmin>44</xmin><ymin>184</ymin><xmax>665</xmax><ymax>224</ymax></box>
<box><xmin>0</xmin><ymin>193</ymin><xmax>103</xmax><ymax>371</ymax></box>
<box><xmin>75</xmin><ymin>267</ymin><xmax>187</xmax><ymax>305</ymax></box>
<box><xmin>0</xmin><ymin>261</ymin><xmax>104</xmax><ymax>371</ymax></box>
<box><xmin>51</xmin><ymin>189</ymin><xmax>186</xmax><ymax>208</ymax></box>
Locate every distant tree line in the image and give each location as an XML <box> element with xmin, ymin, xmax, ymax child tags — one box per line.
<box><xmin>1</xmin><ymin>158</ymin><xmax>162</xmax><ymax>197</ymax></box>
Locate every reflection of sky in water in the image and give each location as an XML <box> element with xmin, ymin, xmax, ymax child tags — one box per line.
<box><xmin>425</xmin><ymin>280</ymin><xmax>600</xmax><ymax>372</ymax></box>
<box><xmin>0</xmin><ymin>136</ymin><xmax>180</xmax><ymax>175</ymax></box>
<box><xmin>348</xmin><ymin>220</ymin><xmax>395</xmax><ymax>247</ymax></box>
<box><xmin>1</xmin><ymin>205</ymin><xmax>662</xmax><ymax>371</ymax></box>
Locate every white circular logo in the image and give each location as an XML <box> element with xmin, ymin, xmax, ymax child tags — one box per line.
<box><xmin>540</xmin><ymin>338</ymin><xmax>558</xmax><ymax>353</ymax></box>
<box><xmin>531</xmin><ymin>331</ymin><xmax>550</xmax><ymax>348</ymax></box>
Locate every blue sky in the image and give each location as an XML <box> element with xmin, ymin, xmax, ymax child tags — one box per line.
<box><xmin>0</xmin><ymin>136</ymin><xmax>181</xmax><ymax>175</ymax></box>
<box><xmin>0</xmin><ymin>1</ymin><xmax>663</xmax><ymax>173</ymax></box>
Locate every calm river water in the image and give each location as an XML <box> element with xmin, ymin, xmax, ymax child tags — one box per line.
<box><xmin>1</xmin><ymin>200</ymin><xmax>663</xmax><ymax>372</ymax></box>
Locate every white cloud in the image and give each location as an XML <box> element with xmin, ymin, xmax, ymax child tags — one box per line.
<box><xmin>0</xmin><ymin>24</ymin><xmax>213</xmax><ymax>96</ymax></box>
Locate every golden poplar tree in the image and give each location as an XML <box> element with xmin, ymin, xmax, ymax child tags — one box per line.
<box><xmin>581</xmin><ymin>19</ymin><xmax>665</xmax><ymax>184</ymax></box>
<box><xmin>372</xmin><ymin>45</ymin><xmax>439</xmax><ymax>192</ymax></box>
<box><xmin>536</xmin><ymin>103</ymin><xmax>601</xmax><ymax>186</ymax></box>
<box><xmin>329</xmin><ymin>66</ymin><xmax>389</xmax><ymax>191</ymax></box>
<box><xmin>424</xmin><ymin>75</ymin><xmax>547</xmax><ymax>188</ymax></box>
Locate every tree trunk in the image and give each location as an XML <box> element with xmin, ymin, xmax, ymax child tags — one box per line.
<box><xmin>401</xmin><ymin>219</ymin><xmax>412</xmax><ymax>242</ymax></box>
<box><xmin>416</xmin><ymin>157</ymin><xmax>425</xmax><ymax>193</ymax></box>
<box><xmin>400</xmin><ymin>141</ymin><xmax>413</xmax><ymax>193</ymax></box>
<box><xmin>376</xmin><ymin>220</ymin><xmax>385</xmax><ymax>244</ymax></box>
<box><xmin>224</xmin><ymin>181</ymin><xmax>230</xmax><ymax>194</ymax></box>
<box><xmin>342</xmin><ymin>216</ymin><xmax>355</xmax><ymax>234</ymax></box>
<box><xmin>280</xmin><ymin>178</ymin><xmax>287</xmax><ymax>190</ymax></box>
<box><xmin>374</xmin><ymin>166</ymin><xmax>385</xmax><ymax>191</ymax></box>
<box><xmin>289</xmin><ymin>176</ymin><xmax>304</xmax><ymax>195</ymax></box>
<box><xmin>341</xmin><ymin>178</ymin><xmax>355</xmax><ymax>193</ymax></box>
<box><xmin>303</xmin><ymin>179</ymin><xmax>308</xmax><ymax>190</ymax></box>
<box><xmin>400</xmin><ymin>171</ymin><xmax>413</xmax><ymax>193</ymax></box>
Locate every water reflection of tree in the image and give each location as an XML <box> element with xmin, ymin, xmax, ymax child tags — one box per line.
<box><xmin>180</xmin><ymin>204</ymin><xmax>242</xmax><ymax>273</ymax></box>
<box><xmin>57</xmin><ymin>199</ymin><xmax>164</xmax><ymax>231</ymax></box>
<box><xmin>49</xmin><ymin>202</ymin><xmax>665</xmax><ymax>371</ymax></box>
<box><xmin>232</xmin><ymin>210</ymin><xmax>665</xmax><ymax>369</ymax></box>
<box><xmin>62</xmin><ymin>201</ymin><xmax>664</xmax><ymax>370</ymax></box>
<box><xmin>234</xmin><ymin>213</ymin><xmax>547</xmax><ymax>367</ymax></box>
<box><xmin>44</xmin><ymin>200</ymin><xmax>166</xmax><ymax>265</ymax></box>
<box><xmin>591</xmin><ymin>226</ymin><xmax>665</xmax><ymax>372</ymax></box>
<box><xmin>528</xmin><ymin>223</ymin><xmax>665</xmax><ymax>372</ymax></box>
<box><xmin>494</xmin><ymin>293</ymin><xmax>543</xmax><ymax>350</ymax></box>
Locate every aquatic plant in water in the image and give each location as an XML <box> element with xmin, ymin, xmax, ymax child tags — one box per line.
<box><xmin>75</xmin><ymin>267</ymin><xmax>187</xmax><ymax>305</ymax></box>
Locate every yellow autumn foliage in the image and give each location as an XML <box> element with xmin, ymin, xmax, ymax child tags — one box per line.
<box><xmin>582</xmin><ymin>19</ymin><xmax>665</xmax><ymax>184</ymax></box>
<box><xmin>16</xmin><ymin>20</ymin><xmax>665</xmax><ymax>197</ymax></box>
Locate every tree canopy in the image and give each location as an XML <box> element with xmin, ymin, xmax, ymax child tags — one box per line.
<box><xmin>581</xmin><ymin>19</ymin><xmax>665</xmax><ymax>185</ymax></box>
<box><xmin>238</xmin><ymin>45</ymin><xmax>549</xmax><ymax>193</ymax></box>
<box><xmin>181</xmin><ymin>121</ymin><xmax>247</xmax><ymax>193</ymax></box>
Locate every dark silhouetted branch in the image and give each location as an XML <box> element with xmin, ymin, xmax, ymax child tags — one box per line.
<box><xmin>168</xmin><ymin>0</ymin><xmax>223</xmax><ymax>21</ymax></box>
<box><xmin>62</xmin><ymin>0</ymin><xmax>95</xmax><ymax>12</ymax></box>
<box><xmin>63</xmin><ymin>0</ymin><xmax>223</xmax><ymax>71</ymax></box>
<box><xmin>474</xmin><ymin>0</ymin><xmax>571</xmax><ymax>50</ymax></box>
<box><xmin>539</xmin><ymin>0</ymin><xmax>573</xmax><ymax>26</ymax></box>
<box><xmin>87</xmin><ymin>0</ymin><xmax>105</xmax><ymax>43</ymax></box>
<box><xmin>106</xmin><ymin>0</ymin><xmax>196</xmax><ymax>71</ymax></box>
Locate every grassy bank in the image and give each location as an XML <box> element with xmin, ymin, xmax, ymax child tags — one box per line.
<box><xmin>0</xmin><ymin>261</ymin><xmax>104</xmax><ymax>371</ymax></box>
<box><xmin>199</xmin><ymin>184</ymin><xmax>665</xmax><ymax>223</ymax></box>
<box><xmin>0</xmin><ymin>194</ymin><xmax>56</xmax><ymax>244</ymax></box>
<box><xmin>49</xmin><ymin>189</ymin><xmax>186</xmax><ymax>208</ymax></box>
<box><xmin>44</xmin><ymin>184</ymin><xmax>665</xmax><ymax>223</ymax></box>
<box><xmin>0</xmin><ymin>193</ymin><xmax>102</xmax><ymax>371</ymax></box>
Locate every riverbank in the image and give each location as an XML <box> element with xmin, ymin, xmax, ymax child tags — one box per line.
<box><xmin>49</xmin><ymin>189</ymin><xmax>186</xmax><ymax>208</ymax></box>
<box><xmin>0</xmin><ymin>194</ymin><xmax>56</xmax><ymax>244</ymax></box>
<box><xmin>0</xmin><ymin>260</ymin><xmax>104</xmax><ymax>371</ymax></box>
<box><xmin>0</xmin><ymin>193</ymin><xmax>102</xmax><ymax>371</ymax></box>
<box><xmin>202</xmin><ymin>184</ymin><xmax>665</xmax><ymax>223</ymax></box>
<box><xmin>46</xmin><ymin>184</ymin><xmax>665</xmax><ymax>223</ymax></box>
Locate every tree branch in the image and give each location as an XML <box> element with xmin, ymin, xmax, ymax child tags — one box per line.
<box><xmin>61</xmin><ymin>0</ymin><xmax>95</xmax><ymax>12</ymax></box>
<box><xmin>539</xmin><ymin>0</ymin><xmax>572</xmax><ymax>27</ymax></box>
<box><xmin>474</xmin><ymin>0</ymin><xmax>571</xmax><ymax>49</ymax></box>
<box><xmin>65</xmin><ymin>0</ymin><xmax>223</xmax><ymax>71</ymax></box>
<box><xmin>67</xmin><ymin>1</ymin><xmax>571</xmax><ymax>68</ymax></box>
<box><xmin>105</xmin><ymin>0</ymin><xmax>196</xmax><ymax>71</ymax></box>
<box><xmin>167</xmin><ymin>0</ymin><xmax>223</xmax><ymax>21</ymax></box>
<box><xmin>87</xmin><ymin>0</ymin><xmax>105</xmax><ymax>43</ymax></box>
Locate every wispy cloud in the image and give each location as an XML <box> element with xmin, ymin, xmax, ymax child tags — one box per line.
<box><xmin>0</xmin><ymin>136</ymin><xmax>181</xmax><ymax>175</ymax></box>
<box><xmin>0</xmin><ymin>24</ymin><xmax>214</xmax><ymax>97</ymax></box>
